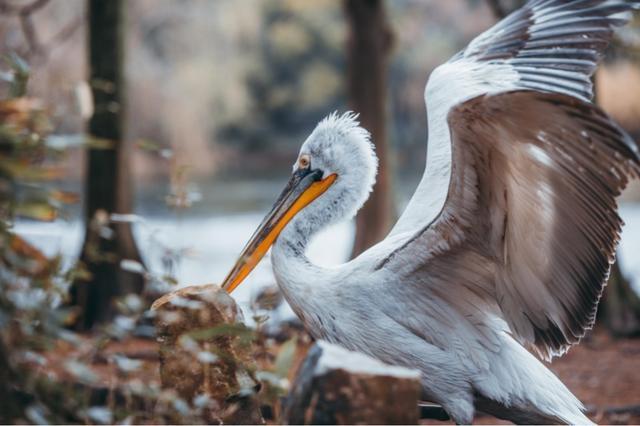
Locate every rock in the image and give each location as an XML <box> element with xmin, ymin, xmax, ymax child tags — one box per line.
<box><xmin>152</xmin><ymin>284</ymin><xmax>264</xmax><ymax>424</ymax></box>
<box><xmin>281</xmin><ymin>340</ymin><xmax>422</xmax><ymax>425</ymax></box>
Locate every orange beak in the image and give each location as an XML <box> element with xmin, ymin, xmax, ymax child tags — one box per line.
<box><xmin>221</xmin><ymin>168</ymin><xmax>337</xmax><ymax>293</ymax></box>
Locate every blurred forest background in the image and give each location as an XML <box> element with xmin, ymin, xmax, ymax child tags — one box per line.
<box><xmin>1</xmin><ymin>0</ymin><xmax>640</xmax><ymax>424</ymax></box>
<box><xmin>5</xmin><ymin>0</ymin><xmax>640</xmax><ymax>308</ymax></box>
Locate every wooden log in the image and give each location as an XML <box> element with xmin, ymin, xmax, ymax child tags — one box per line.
<box><xmin>152</xmin><ymin>284</ymin><xmax>264</xmax><ymax>424</ymax></box>
<box><xmin>281</xmin><ymin>340</ymin><xmax>422</xmax><ymax>425</ymax></box>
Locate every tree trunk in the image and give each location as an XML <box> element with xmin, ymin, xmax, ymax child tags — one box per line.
<box><xmin>71</xmin><ymin>0</ymin><xmax>143</xmax><ymax>329</ymax></box>
<box><xmin>0</xmin><ymin>340</ymin><xmax>22</xmax><ymax>423</ymax></box>
<box><xmin>344</xmin><ymin>0</ymin><xmax>394</xmax><ymax>258</ymax></box>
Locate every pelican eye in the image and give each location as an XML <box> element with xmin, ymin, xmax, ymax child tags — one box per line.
<box><xmin>298</xmin><ymin>154</ymin><xmax>311</xmax><ymax>169</ymax></box>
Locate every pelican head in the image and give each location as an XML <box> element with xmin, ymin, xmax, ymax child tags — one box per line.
<box><xmin>222</xmin><ymin>112</ymin><xmax>377</xmax><ymax>293</ymax></box>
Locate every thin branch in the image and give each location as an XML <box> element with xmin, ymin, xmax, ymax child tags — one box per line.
<box><xmin>19</xmin><ymin>0</ymin><xmax>49</xmax><ymax>15</ymax></box>
<box><xmin>43</xmin><ymin>15</ymin><xmax>82</xmax><ymax>51</ymax></box>
<box><xmin>0</xmin><ymin>0</ymin><xmax>81</xmax><ymax>63</ymax></box>
<box><xmin>0</xmin><ymin>0</ymin><xmax>22</xmax><ymax>14</ymax></box>
<box><xmin>0</xmin><ymin>0</ymin><xmax>51</xmax><ymax>57</ymax></box>
<box><xmin>23</xmin><ymin>15</ymin><xmax>82</xmax><ymax>65</ymax></box>
<box><xmin>0</xmin><ymin>0</ymin><xmax>49</xmax><ymax>15</ymax></box>
<box><xmin>19</xmin><ymin>11</ymin><xmax>40</xmax><ymax>54</ymax></box>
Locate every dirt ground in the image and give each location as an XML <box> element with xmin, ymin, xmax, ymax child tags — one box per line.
<box><xmin>42</xmin><ymin>324</ymin><xmax>639</xmax><ymax>425</ymax></box>
<box><xmin>540</xmin><ymin>326</ymin><xmax>640</xmax><ymax>425</ymax></box>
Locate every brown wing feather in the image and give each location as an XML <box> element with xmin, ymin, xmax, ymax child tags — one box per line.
<box><xmin>383</xmin><ymin>90</ymin><xmax>639</xmax><ymax>361</ymax></box>
<box><xmin>447</xmin><ymin>90</ymin><xmax>639</xmax><ymax>359</ymax></box>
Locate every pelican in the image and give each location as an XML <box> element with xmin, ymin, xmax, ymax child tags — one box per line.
<box><xmin>222</xmin><ymin>0</ymin><xmax>640</xmax><ymax>423</ymax></box>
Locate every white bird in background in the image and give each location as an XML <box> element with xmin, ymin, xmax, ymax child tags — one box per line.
<box><xmin>222</xmin><ymin>0</ymin><xmax>640</xmax><ymax>423</ymax></box>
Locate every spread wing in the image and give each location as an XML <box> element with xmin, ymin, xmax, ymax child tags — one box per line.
<box><xmin>464</xmin><ymin>0</ymin><xmax>637</xmax><ymax>101</ymax></box>
<box><xmin>379</xmin><ymin>0</ymin><xmax>640</xmax><ymax>360</ymax></box>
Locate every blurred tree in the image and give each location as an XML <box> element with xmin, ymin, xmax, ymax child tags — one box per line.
<box><xmin>216</xmin><ymin>2</ymin><xmax>346</xmax><ymax>178</ymax></box>
<box><xmin>344</xmin><ymin>0</ymin><xmax>395</xmax><ymax>257</ymax></box>
<box><xmin>71</xmin><ymin>0</ymin><xmax>143</xmax><ymax>329</ymax></box>
<box><xmin>484</xmin><ymin>0</ymin><xmax>524</xmax><ymax>18</ymax></box>
<box><xmin>0</xmin><ymin>58</ymin><xmax>80</xmax><ymax>423</ymax></box>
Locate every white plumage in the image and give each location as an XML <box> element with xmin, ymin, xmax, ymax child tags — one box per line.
<box><xmin>224</xmin><ymin>1</ymin><xmax>640</xmax><ymax>423</ymax></box>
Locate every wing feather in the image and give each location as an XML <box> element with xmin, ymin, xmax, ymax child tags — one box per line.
<box><xmin>379</xmin><ymin>0</ymin><xmax>640</xmax><ymax>360</ymax></box>
<box><xmin>463</xmin><ymin>0</ymin><xmax>639</xmax><ymax>100</ymax></box>
<box><xmin>389</xmin><ymin>0</ymin><xmax>639</xmax><ymax>242</ymax></box>
<box><xmin>383</xmin><ymin>91</ymin><xmax>639</xmax><ymax>360</ymax></box>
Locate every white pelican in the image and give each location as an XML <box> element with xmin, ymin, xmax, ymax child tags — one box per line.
<box><xmin>222</xmin><ymin>0</ymin><xmax>640</xmax><ymax>423</ymax></box>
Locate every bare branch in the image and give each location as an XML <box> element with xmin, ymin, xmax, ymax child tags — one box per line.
<box><xmin>19</xmin><ymin>0</ymin><xmax>49</xmax><ymax>15</ymax></box>
<box><xmin>0</xmin><ymin>0</ymin><xmax>22</xmax><ymax>14</ymax></box>
<box><xmin>44</xmin><ymin>15</ymin><xmax>82</xmax><ymax>51</ymax></box>
<box><xmin>19</xmin><ymin>12</ymin><xmax>40</xmax><ymax>55</ymax></box>
<box><xmin>23</xmin><ymin>15</ymin><xmax>82</xmax><ymax>65</ymax></box>
<box><xmin>0</xmin><ymin>0</ymin><xmax>49</xmax><ymax>15</ymax></box>
<box><xmin>0</xmin><ymin>0</ymin><xmax>81</xmax><ymax>63</ymax></box>
<box><xmin>0</xmin><ymin>0</ymin><xmax>51</xmax><ymax>57</ymax></box>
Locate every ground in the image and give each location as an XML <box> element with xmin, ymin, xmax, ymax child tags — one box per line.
<box><xmin>542</xmin><ymin>327</ymin><xmax>640</xmax><ymax>425</ymax></box>
<box><xmin>42</xmin><ymin>323</ymin><xmax>639</xmax><ymax>424</ymax></box>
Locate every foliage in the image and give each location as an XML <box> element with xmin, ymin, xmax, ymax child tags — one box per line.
<box><xmin>0</xmin><ymin>54</ymin><xmax>303</xmax><ymax>424</ymax></box>
<box><xmin>0</xmin><ymin>55</ymin><xmax>176</xmax><ymax>423</ymax></box>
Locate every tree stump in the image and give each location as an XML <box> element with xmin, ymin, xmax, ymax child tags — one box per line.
<box><xmin>281</xmin><ymin>341</ymin><xmax>422</xmax><ymax>425</ymax></box>
<box><xmin>152</xmin><ymin>284</ymin><xmax>264</xmax><ymax>424</ymax></box>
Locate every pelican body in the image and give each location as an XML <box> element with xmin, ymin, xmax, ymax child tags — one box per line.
<box><xmin>222</xmin><ymin>1</ymin><xmax>640</xmax><ymax>423</ymax></box>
